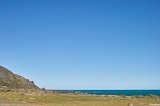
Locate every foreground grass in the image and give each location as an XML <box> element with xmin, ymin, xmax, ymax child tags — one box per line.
<box><xmin>0</xmin><ymin>92</ymin><xmax>160</xmax><ymax>106</ymax></box>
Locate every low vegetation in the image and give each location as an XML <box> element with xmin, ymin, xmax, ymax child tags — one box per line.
<box><xmin>0</xmin><ymin>91</ymin><xmax>160</xmax><ymax>106</ymax></box>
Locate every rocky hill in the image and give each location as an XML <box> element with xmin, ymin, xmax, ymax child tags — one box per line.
<box><xmin>0</xmin><ymin>66</ymin><xmax>38</xmax><ymax>89</ymax></box>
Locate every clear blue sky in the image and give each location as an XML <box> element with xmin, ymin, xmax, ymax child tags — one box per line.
<box><xmin>0</xmin><ymin>0</ymin><xmax>160</xmax><ymax>90</ymax></box>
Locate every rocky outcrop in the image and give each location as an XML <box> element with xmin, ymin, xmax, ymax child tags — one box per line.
<box><xmin>0</xmin><ymin>66</ymin><xmax>38</xmax><ymax>89</ymax></box>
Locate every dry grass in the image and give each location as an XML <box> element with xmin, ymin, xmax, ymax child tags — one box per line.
<box><xmin>0</xmin><ymin>92</ymin><xmax>160</xmax><ymax>106</ymax></box>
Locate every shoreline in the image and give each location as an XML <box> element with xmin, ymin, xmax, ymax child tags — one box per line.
<box><xmin>0</xmin><ymin>91</ymin><xmax>160</xmax><ymax>106</ymax></box>
<box><xmin>1</xmin><ymin>88</ymin><xmax>160</xmax><ymax>97</ymax></box>
<box><xmin>54</xmin><ymin>90</ymin><xmax>160</xmax><ymax>97</ymax></box>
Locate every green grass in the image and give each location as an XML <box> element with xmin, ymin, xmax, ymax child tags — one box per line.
<box><xmin>0</xmin><ymin>91</ymin><xmax>160</xmax><ymax>106</ymax></box>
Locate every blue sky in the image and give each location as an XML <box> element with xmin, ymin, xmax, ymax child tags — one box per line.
<box><xmin>0</xmin><ymin>0</ymin><xmax>160</xmax><ymax>90</ymax></box>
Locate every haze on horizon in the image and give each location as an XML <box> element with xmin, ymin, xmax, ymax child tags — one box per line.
<box><xmin>0</xmin><ymin>0</ymin><xmax>160</xmax><ymax>90</ymax></box>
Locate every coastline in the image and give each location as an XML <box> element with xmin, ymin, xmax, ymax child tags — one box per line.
<box><xmin>0</xmin><ymin>90</ymin><xmax>160</xmax><ymax>106</ymax></box>
<box><xmin>55</xmin><ymin>90</ymin><xmax>160</xmax><ymax>96</ymax></box>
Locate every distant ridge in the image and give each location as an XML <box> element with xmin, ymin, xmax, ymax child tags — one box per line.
<box><xmin>0</xmin><ymin>65</ymin><xmax>39</xmax><ymax>89</ymax></box>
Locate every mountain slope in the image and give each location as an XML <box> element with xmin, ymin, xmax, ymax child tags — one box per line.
<box><xmin>0</xmin><ymin>66</ymin><xmax>38</xmax><ymax>89</ymax></box>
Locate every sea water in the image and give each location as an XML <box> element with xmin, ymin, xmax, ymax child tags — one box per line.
<box><xmin>58</xmin><ymin>90</ymin><xmax>160</xmax><ymax>96</ymax></box>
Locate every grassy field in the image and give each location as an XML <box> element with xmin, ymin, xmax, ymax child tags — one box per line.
<box><xmin>0</xmin><ymin>91</ymin><xmax>160</xmax><ymax>106</ymax></box>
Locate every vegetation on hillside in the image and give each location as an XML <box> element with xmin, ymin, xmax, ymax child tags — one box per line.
<box><xmin>0</xmin><ymin>66</ymin><xmax>38</xmax><ymax>89</ymax></box>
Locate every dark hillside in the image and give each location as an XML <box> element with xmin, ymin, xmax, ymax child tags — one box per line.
<box><xmin>0</xmin><ymin>66</ymin><xmax>38</xmax><ymax>89</ymax></box>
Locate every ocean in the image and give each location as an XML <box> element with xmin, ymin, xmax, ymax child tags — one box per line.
<box><xmin>57</xmin><ymin>90</ymin><xmax>160</xmax><ymax>96</ymax></box>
